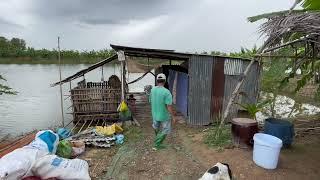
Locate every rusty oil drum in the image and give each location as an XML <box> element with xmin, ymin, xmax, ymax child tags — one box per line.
<box><xmin>231</xmin><ymin>118</ymin><xmax>258</xmax><ymax>148</ymax></box>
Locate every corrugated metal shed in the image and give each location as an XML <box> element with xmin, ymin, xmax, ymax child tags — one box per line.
<box><xmin>211</xmin><ymin>57</ymin><xmax>225</xmax><ymax>119</ymax></box>
<box><xmin>223</xmin><ymin>75</ymin><xmax>242</xmax><ymax>121</ymax></box>
<box><xmin>188</xmin><ymin>55</ymin><xmax>214</xmax><ymax>125</ymax></box>
<box><xmin>224</xmin><ymin>58</ymin><xmax>243</xmax><ymax>75</ymax></box>
<box><xmin>222</xmin><ymin>61</ymin><xmax>260</xmax><ymax>121</ymax></box>
<box><xmin>241</xmin><ymin>61</ymin><xmax>261</xmax><ymax>104</ymax></box>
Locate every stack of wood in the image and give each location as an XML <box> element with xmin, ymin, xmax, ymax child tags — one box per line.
<box><xmin>294</xmin><ymin>118</ymin><xmax>320</xmax><ymax>137</ymax></box>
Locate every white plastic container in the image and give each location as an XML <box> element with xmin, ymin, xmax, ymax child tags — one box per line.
<box><xmin>253</xmin><ymin>133</ymin><xmax>283</xmax><ymax>169</ymax></box>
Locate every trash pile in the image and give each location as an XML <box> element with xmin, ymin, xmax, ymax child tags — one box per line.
<box><xmin>63</xmin><ymin>123</ymin><xmax>124</xmax><ymax>149</ymax></box>
<box><xmin>0</xmin><ymin>122</ymin><xmax>126</xmax><ymax>180</ymax></box>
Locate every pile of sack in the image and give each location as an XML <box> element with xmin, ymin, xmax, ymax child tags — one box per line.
<box><xmin>0</xmin><ymin>130</ymin><xmax>90</xmax><ymax>180</ymax></box>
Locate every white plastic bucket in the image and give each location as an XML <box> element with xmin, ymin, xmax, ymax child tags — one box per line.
<box><xmin>253</xmin><ymin>133</ymin><xmax>283</xmax><ymax>169</ymax></box>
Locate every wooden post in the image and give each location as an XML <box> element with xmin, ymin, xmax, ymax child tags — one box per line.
<box><xmin>117</xmin><ymin>50</ymin><xmax>126</xmax><ymax>101</ymax></box>
<box><xmin>69</xmin><ymin>81</ymin><xmax>74</xmax><ymax>126</ymax></box>
<box><xmin>121</xmin><ymin>61</ymin><xmax>125</xmax><ymax>101</ymax></box>
<box><xmin>58</xmin><ymin>37</ymin><xmax>65</xmax><ymax>127</ymax></box>
<box><xmin>101</xmin><ymin>66</ymin><xmax>104</xmax><ymax>81</ymax></box>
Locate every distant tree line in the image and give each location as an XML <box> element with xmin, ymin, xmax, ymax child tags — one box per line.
<box><xmin>0</xmin><ymin>36</ymin><xmax>115</xmax><ymax>63</ymax></box>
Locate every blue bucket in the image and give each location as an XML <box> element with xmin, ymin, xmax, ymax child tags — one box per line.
<box><xmin>264</xmin><ymin>118</ymin><xmax>294</xmax><ymax>148</ymax></box>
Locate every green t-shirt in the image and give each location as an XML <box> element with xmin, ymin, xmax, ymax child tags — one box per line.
<box><xmin>149</xmin><ymin>86</ymin><xmax>173</xmax><ymax>122</ymax></box>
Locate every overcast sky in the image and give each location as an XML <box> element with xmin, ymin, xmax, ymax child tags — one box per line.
<box><xmin>0</xmin><ymin>0</ymin><xmax>294</xmax><ymax>53</ymax></box>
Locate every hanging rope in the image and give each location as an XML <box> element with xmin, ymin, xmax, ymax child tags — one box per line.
<box><xmin>127</xmin><ymin>71</ymin><xmax>155</xmax><ymax>85</ymax></box>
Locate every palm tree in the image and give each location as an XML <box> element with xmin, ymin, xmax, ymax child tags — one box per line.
<box><xmin>248</xmin><ymin>0</ymin><xmax>320</xmax><ymax>93</ymax></box>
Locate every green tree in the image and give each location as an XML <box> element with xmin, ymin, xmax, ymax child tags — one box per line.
<box><xmin>10</xmin><ymin>38</ymin><xmax>26</xmax><ymax>51</ymax></box>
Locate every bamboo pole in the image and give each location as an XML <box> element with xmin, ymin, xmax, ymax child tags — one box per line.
<box><xmin>58</xmin><ymin>37</ymin><xmax>65</xmax><ymax>127</ymax></box>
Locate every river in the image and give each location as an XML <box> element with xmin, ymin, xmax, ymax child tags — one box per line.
<box><xmin>0</xmin><ymin>64</ymin><xmax>154</xmax><ymax>138</ymax></box>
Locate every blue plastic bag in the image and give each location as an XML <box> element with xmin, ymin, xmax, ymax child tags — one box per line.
<box><xmin>57</xmin><ymin>128</ymin><xmax>71</xmax><ymax>140</ymax></box>
<box><xmin>115</xmin><ymin>134</ymin><xmax>124</xmax><ymax>144</ymax></box>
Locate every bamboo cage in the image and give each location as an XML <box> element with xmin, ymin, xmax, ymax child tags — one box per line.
<box><xmin>70</xmin><ymin>75</ymin><xmax>121</xmax><ymax>124</ymax></box>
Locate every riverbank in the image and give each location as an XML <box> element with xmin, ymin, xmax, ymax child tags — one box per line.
<box><xmin>0</xmin><ymin>57</ymin><xmax>181</xmax><ymax>66</ymax></box>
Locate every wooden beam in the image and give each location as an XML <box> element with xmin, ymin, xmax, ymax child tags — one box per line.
<box><xmin>254</xmin><ymin>54</ymin><xmax>320</xmax><ymax>59</ymax></box>
<box><xmin>262</xmin><ymin>36</ymin><xmax>308</xmax><ymax>53</ymax></box>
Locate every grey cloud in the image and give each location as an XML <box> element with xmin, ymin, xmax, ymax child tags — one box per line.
<box><xmin>80</xmin><ymin>17</ymin><xmax>124</xmax><ymax>25</ymax></box>
<box><xmin>0</xmin><ymin>18</ymin><xmax>23</xmax><ymax>29</ymax></box>
<box><xmin>31</xmin><ymin>0</ymin><xmax>170</xmax><ymax>25</ymax></box>
<box><xmin>0</xmin><ymin>0</ymin><xmax>294</xmax><ymax>52</ymax></box>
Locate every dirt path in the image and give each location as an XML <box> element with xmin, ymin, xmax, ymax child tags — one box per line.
<box><xmin>105</xmin><ymin>121</ymin><xmax>320</xmax><ymax>180</ymax></box>
<box><xmin>103</xmin><ymin>99</ymin><xmax>205</xmax><ymax>180</ymax></box>
<box><xmin>99</xmin><ymin>95</ymin><xmax>320</xmax><ymax>180</ymax></box>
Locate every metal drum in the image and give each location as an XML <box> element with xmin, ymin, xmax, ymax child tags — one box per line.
<box><xmin>231</xmin><ymin>118</ymin><xmax>258</xmax><ymax>148</ymax></box>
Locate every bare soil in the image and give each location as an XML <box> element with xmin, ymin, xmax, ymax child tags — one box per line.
<box><xmin>96</xmin><ymin>112</ymin><xmax>320</xmax><ymax>180</ymax></box>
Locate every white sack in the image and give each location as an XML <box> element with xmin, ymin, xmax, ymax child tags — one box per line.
<box><xmin>0</xmin><ymin>147</ymin><xmax>48</xmax><ymax>180</ymax></box>
<box><xmin>32</xmin><ymin>155</ymin><xmax>91</xmax><ymax>180</ymax></box>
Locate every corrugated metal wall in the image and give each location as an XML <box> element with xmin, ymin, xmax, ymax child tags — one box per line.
<box><xmin>223</xmin><ymin>75</ymin><xmax>242</xmax><ymax>121</ymax></box>
<box><xmin>187</xmin><ymin>55</ymin><xmax>260</xmax><ymax>125</ymax></box>
<box><xmin>188</xmin><ymin>55</ymin><xmax>214</xmax><ymax>125</ymax></box>
<box><xmin>241</xmin><ymin>61</ymin><xmax>260</xmax><ymax>104</ymax></box>
<box><xmin>224</xmin><ymin>58</ymin><xmax>243</xmax><ymax>75</ymax></box>
<box><xmin>211</xmin><ymin>57</ymin><xmax>225</xmax><ymax>120</ymax></box>
<box><xmin>222</xmin><ymin>60</ymin><xmax>260</xmax><ymax>121</ymax></box>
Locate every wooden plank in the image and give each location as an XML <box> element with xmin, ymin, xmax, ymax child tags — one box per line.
<box><xmin>71</xmin><ymin>88</ymin><xmax>121</xmax><ymax>91</ymax></box>
<box><xmin>0</xmin><ymin>133</ymin><xmax>36</xmax><ymax>158</ymax></box>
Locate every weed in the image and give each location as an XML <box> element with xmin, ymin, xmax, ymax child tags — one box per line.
<box><xmin>123</xmin><ymin>126</ymin><xmax>143</xmax><ymax>143</ymax></box>
<box><xmin>204</xmin><ymin>124</ymin><xmax>232</xmax><ymax>149</ymax></box>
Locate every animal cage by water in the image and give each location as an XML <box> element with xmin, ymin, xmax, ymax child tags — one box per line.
<box><xmin>70</xmin><ymin>75</ymin><xmax>122</xmax><ymax>124</ymax></box>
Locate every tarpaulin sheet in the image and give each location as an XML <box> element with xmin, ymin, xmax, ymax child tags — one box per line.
<box><xmin>176</xmin><ymin>72</ymin><xmax>188</xmax><ymax>117</ymax></box>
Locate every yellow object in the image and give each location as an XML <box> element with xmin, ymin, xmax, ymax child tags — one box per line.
<box><xmin>119</xmin><ymin>100</ymin><xmax>128</xmax><ymax>112</ymax></box>
<box><xmin>96</xmin><ymin>124</ymin><xmax>124</xmax><ymax>136</ymax></box>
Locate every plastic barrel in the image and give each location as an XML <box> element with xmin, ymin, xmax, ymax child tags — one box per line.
<box><xmin>253</xmin><ymin>133</ymin><xmax>283</xmax><ymax>169</ymax></box>
<box><xmin>264</xmin><ymin>118</ymin><xmax>294</xmax><ymax>148</ymax></box>
<box><xmin>231</xmin><ymin>118</ymin><xmax>258</xmax><ymax>148</ymax></box>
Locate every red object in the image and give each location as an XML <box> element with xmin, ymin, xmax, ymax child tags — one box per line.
<box><xmin>231</xmin><ymin>118</ymin><xmax>258</xmax><ymax>148</ymax></box>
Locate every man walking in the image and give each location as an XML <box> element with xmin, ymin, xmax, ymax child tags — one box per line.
<box><xmin>150</xmin><ymin>73</ymin><xmax>175</xmax><ymax>150</ymax></box>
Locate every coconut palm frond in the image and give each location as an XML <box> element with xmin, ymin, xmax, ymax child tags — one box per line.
<box><xmin>301</xmin><ymin>0</ymin><xmax>320</xmax><ymax>10</ymax></box>
<box><xmin>258</xmin><ymin>11</ymin><xmax>320</xmax><ymax>49</ymax></box>
<box><xmin>247</xmin><ymin>10</ymin><xmax>306</xmax><ymax>22</ymax></box>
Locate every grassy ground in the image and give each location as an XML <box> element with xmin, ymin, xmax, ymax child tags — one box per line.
<box><xmin>203</xmin><ymin>124</ymin><xmax>232</xmax><ymax>150</ymax></box>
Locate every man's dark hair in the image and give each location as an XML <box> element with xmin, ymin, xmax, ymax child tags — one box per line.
<box><xmin>157</xmin><ymin>79</ymin><xmax>166</xmax><ymax>84</ymax></box>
